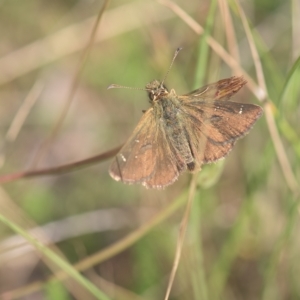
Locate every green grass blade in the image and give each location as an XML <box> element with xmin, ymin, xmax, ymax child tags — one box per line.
<box><xmin>0</xmin><ymin>213</ymin><xmax>111</xmax><ymax>300</ymax></box>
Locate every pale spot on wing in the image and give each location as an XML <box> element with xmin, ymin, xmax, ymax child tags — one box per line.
<box><xmin>120</xmin><ymin>154</ymin><xmax>126</xmax><ymax>162</ymax></box>
<box><xmin>135</xmin><ymin>139</ymin><xmax>140</xmax><ymax>143</ymax></box>
<box><xmin>239</xmin><ymin>105</ymin><xmax>244</xmax><ymax>114</ymax></box>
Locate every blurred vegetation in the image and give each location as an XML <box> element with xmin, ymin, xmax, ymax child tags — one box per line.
<box><xmin>0</xmin><ymin>0</ymin><xmax>299</xmax><ymax>299</ymax></box>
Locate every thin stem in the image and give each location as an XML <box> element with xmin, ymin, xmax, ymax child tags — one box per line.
<box><xmin>164</xmin><ymin>174</ymin><xmax>197</xmax><ymax>300</ymax></box>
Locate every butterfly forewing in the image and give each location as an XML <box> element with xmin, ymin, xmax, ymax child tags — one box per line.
<box><xmin>109</xmin><ymin>109</ymin><xmax>184</xmax><ymax>188</ymax></box>
<box><xmin>180</xmin><ymin>81</ymin><xmax>263</xmax><ymax>164</ymax></box>
<box><xmin>184</xmin><ymin>76</ymin><xmax>247</xmax><ymax>101</ymax></box>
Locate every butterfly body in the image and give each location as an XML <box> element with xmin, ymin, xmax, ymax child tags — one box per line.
<box><xmin>109</xmin><ymin>76</ymin><xmax>263</xmax><ymax>189</ymax></box>
<box><xmin>148</xmin><ymin>82</ymin><xmax>195</xmax><ymax>172</ymax></box>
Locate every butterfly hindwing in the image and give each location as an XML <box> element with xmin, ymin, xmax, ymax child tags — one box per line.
<box><xmin>109</xmin><ymin>109</ymin><xmax>185</xmax><ymax>188</ymax></box>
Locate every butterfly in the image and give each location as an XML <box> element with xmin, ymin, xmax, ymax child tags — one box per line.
<box><xmin>109</xmin><ymin>74</ymin><xmax>263</xmax><ymax>189</ymax></box>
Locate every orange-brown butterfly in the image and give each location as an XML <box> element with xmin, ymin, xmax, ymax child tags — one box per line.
<box><xmin>109</xmin><ymin>49</ymin><xmax>263</xmax><ymax>189</ymax></box>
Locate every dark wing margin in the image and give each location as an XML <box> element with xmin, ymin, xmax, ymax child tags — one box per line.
<box><xmin>109</xmin><ymin>109</ymin><xmax>185</xmax><ymax>189</ymax></box>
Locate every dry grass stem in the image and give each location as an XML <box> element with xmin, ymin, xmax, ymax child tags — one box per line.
<box><xmin>31</xmin><ymin>0</ymin><xmax>111</xmax><ymax>168</ymax></box>
<box><xmin>5</xmin><ymin>81</ymin><xmax>44</xmax><ymax>142</ymax></box>
<box><xmin>236</xmin><ymin>0</ymin><xmax>299</xmax><ymax>194</ymax></box>
<box><xmin>218</xmin><ymin>0</ymin><xmax>240</xmax><ymax>63</ymax></box>
<box><xmin>0</xmin><ymin>1</ymin><xmax>175</xmax><ymax>86</ymax></box>
<box><xmin>164</xmin><ymin>175</ymin><xmax>197</xmax><ymax>300</ymax></box>
<box><xmin>158</xmin><ymin>0</ymin><xmax>261</xmax><ymax>97</ymax></box>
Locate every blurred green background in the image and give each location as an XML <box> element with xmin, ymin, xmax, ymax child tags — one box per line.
<box><xmin>0</xmin><ymin>0</ymin><xmax>299</xmax><ymax>299</ymax></box>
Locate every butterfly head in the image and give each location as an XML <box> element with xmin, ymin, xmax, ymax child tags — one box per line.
<box><xmin>146</xmin><ymin>80</ymin><xmax>169</xmax><ymax>102</ymax></box>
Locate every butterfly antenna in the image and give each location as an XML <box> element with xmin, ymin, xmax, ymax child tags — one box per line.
<box><xmin>108</xmin><ymin>47</ymin><xmax>182</xmax><ymax>90</ymax></box>
<box><xmin>161</xmin><ymin>47</ymin><xmax>182</xmax><ymax>86</ymax></box>
<box><xmin>107</xmin><ymin>84</ymin><xmax>146</xmax><ymax>91</ymax></box>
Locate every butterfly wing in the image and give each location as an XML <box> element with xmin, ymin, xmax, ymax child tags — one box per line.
<box><xmin>109</xmin><ymin>108</ymin><xmax>185</xmax><ymax>188</ymax></box>
<box><xmin>179</xmin><ymin>77</ymin><xmax>263</xmax><ymax>165</ymax></box>
<box><xmin>183</xmin><ymin>76</ymin><xmax>247</xmax><ymax>101</ymax></box>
